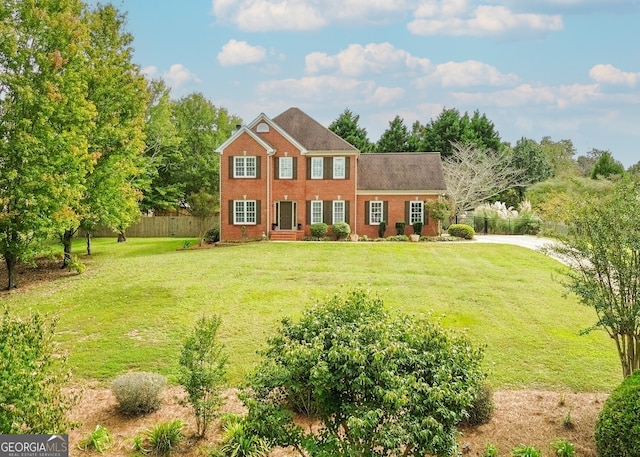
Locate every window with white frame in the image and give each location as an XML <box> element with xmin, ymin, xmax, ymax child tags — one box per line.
<box><xmin>369</xmin><ymin>201</ymin><xmax>383</xmax><ymax>225</ymax></box>
<box><xmin>333</xmin><ymin>157</ymin><xmax>345</xmax><ymax>179</ymax></box>
<box><xmin>333</xmin><ymin>200</ymin><xmax>345</xmax><ymax>224</ymax></box>
<box><xmin>234</xmin><ymin>156</ymin><xmax>257</xmax><ymax>178</ymax></box>
<box><xmin>310</xmin><ymin>200</ymin><xmax>323</xmax><ymax>224</ymax></box>
<box><xmin>279</xmin><ymin>157</ymin><xmax>293</xmax><ymax>179</ymax></box>
<box><xmin>410</xmin><ymin>201</ymin><xmax>424</xmax><ymax>224</ymax></box>
<box><xmin>234</xmin><ymin>200</ymin><xmax>256</xmax><ymax>224</ymax></box>
<box><xmin>311</xmin><ymin>157</ymin><xmax>323</xmax><ymax>179</ymax></box>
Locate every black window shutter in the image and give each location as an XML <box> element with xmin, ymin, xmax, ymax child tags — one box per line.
<box><xmin>256</xmin><ymin>200</ymin><xmax>261</xmax><ymax>224</ymax></box>
<box><xmin>274</xmin><ymin>157</ymin><xmax>280</xmax><ymax>179</ymax></box>
<box><xmin>364</xmin><ymin>200</ymin><xmax>370</xmax><ymax>225</ymax></box>
<box><xmin>292</xmin><ymin>157</ymin><xmax>297</xmax><ymax>180</ymax></box>
<box><xmin>256</xmin><ymin>157</ymin><xmax>261</xmax><ymax>178</ymax></box>
<box><xmin>405</xmin><ymin>201</ymin><xmax>410</xmax><ymax>223</ymax></box>
<box><xmin>345</xmin><ymin>157</ymin><xmax>350</xmax><ymax>179</ymax></box>
<box><xmin>228</xmin><ymin>200</ymin><xmax>234</xmax><ymax>225</ymax></box>
<box><xmin>345</xmin><ymin>201</ymin><xmax>350</xmax><ymax>224</ymax></box>
<box><xmin>323</xmin><ymin>200</ymin><xmax>332</xmax><ymax>223</ymax></box>
<box><xmin>306</xmin><ymin>201</ymin><xmax>311</xmax><ymax>224</ymax></box>
<box><xmin>229</xmin><ymin>156</ymin><xmax>234</xmax><ymax>179</ymax></box>
<box><xmin>306</xmin><ymin>158</ymin><xmax>311</xmax><ymax>180</ymax></box>
<box><xmin>383</xmin><ymin>201</ymin><xmax>389</xmax><ymax>222</ymax></box>
<box><xmin>324</xmin><ymin>158</ymin><xmax>331</xmax><ymax>179</ymax></box>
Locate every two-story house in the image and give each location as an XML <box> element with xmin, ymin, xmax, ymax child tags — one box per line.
<box><xmin>215</xmin><ymin>107</ymin><xmax>447</xmax><ymax>241</ymax></box>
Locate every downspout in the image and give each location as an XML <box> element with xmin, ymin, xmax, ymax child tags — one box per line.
<box><xmin>353</xmin><ymin>152</ymin><xmax>359</xmax><ymax>235</ymax></box>
<box><xmin>266</xmin><ymin>152</ymin><xmax>271</xmax><ymax>238</ymax></box>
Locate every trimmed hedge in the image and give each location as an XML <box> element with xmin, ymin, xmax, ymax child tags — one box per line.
<box><xmin>595</xmin><ymin>370</ymin><xmax>640</xmax><ymax>457</ymax></box>
<box><xmin>448</xmin><ymin>224</ymin><xmax>475</xmax><ymax>239</ymax></box>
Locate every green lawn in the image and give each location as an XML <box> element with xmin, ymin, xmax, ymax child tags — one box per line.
<box><xmin>3</xmin><ymin>237</ymin><xmax>621</xmax><ymax>392</ymax></box>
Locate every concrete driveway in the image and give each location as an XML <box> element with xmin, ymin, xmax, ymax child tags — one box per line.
<box><xmin>473</xmin><ymin>234</ymin><xmax>568</xmax><ymax>265</ymax></box>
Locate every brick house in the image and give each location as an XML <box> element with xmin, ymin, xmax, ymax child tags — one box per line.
<box><xmin>215</xmin><ymin>107</ymin><xmax>447</xmax><ymax>241</ymax></box>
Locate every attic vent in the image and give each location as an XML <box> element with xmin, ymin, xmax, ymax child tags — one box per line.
<box><xmin>257</xmin><ymin>122</ymin><xmax>269</xmax><ymax>133</ymax></box>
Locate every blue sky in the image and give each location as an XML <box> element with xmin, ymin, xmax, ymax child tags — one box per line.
<box><xmin>112</xmin><ymin>0</ymin><xmax>639</xmax><ymax>166</ymax></box>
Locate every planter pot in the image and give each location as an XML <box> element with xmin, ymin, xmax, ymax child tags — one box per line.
<box><xmin>409</xmin><ymin>234</ymin><xmax>420</xmax><ymax>242</ymax></box>
<box><xmin>350</xmin><ymin>233</ymin><xmax>359</xmax><ymax>242</ymax></box>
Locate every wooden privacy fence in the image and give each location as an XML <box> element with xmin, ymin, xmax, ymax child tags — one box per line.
<box><xmin>89</xmin><ymin>216</ymin><xmax>220</xmax><ymax>238</ymax></box>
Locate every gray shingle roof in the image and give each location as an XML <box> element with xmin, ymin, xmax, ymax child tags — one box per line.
<box><xmin>357</xmin><ymin>152</ymin><xmax>447</xmax><ymax>192</ymax></box>
<box><xmin>273</xmin><ymin>107</ymin><xmax>358</xmax><ymax>152</ymax></box>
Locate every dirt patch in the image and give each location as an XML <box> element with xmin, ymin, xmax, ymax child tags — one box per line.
<box><xmin>0</xmin><ymin>257</ymin><xmax>78</xmax><ymax>294</ymax></box>
<box><xmin>67</xmin><ymin>386</ymin><xmax>606</xmax><ymax>457</ymax></box>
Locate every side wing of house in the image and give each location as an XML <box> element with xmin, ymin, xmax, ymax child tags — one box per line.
<box><xmin>357</xmin><ymin>153</ymin><xmax>447</xmax><ymax>238</ymax></box>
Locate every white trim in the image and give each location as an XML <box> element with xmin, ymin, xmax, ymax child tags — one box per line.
<box><xmin>247</xmin><ymin>113</ymin><xmax>308</xmax><ymax>155</ymax></box>
<box><xmin>215</xmin><ymin>126</ymin><xmax>275</xmax><ymax>155</ymax></box>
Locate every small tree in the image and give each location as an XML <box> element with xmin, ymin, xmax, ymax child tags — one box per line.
<box><xmin>0</xmin><ymin>308</ymin><xmax>76</xmax><ymax>433</ymax></box>
<box><xmin>543</xmin><ymin>177</ymin><xmax>640</xmax><ymax>378</ymax></box>
<box><xmin>427</xmin><ymin>198</ymin><xmax>450</xmax><ymax>235</ymax></box>
<box><xmin>179</xmin><ymin>315</ymin><xmax>227</xmax><ymax>438</ymax></box>
<box><xmin>245</xmin><ymin>288</ymin><xmax>485</xmax><ymax>457</ymax></box>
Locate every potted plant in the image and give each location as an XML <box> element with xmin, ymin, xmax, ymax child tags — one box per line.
<box><xmin>410</xmin><ymin>221</ymin><xmax>423</xmax><ymax>241</ymax></box>
<box><xmin>395</xmin><ymin>221</ymin><xmax>405</xmax><ymax>236</ymax></box>
<box><xmin>378</xmin><ymin>221</ymin><xmax>387</xmax><ymax>238</ymax></box>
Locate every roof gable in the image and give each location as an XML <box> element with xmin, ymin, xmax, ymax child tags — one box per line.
<box><xmin>215</xmin><ymin>126</ymin><xmax>275</xmax><ymax>155</ymax></box>
<box><xmin>272</xmin><ymin>107</ymin><xmax>358</xmax><ymax>154</ymax></box>
<box><xmin>357</xmin><ymin>152</ymin><xmax>447</xmax><ymax>192</ymax></box>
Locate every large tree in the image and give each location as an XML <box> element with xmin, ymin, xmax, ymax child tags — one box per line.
<box><xmin>443</xmin><ymin>142</ymin><xmax>528</xmax><ymax>216</ymax></box>
<box><xmin>508</xmin><ymin>137</ymin><xmax>553</xmax><ymax>200</ymax></box>
<box><xmin>543</xmin><ymin>177</ymin><xmax>640</xmax><ymax>378</ymax></box>
<box><xmin>591</xmin><ymin>150</ymin><xmax>625</xmax><ymax>179</ymax></box>
<box><xmin>540</xmin><ymin>136</ymin><xmax>578</xmax><ymax>177</ymax></box>
<box><xmin>0</xmin><ymin>0</ymin><xmax>95</xmax><ymax>288</ymax></box>
<box><xmin>60</xmin><ymin>3</ymin><xmax>148</xmax><ymax>263</ymax></box>
<box><xmin>328</xmin><ymin>108</ymin><xmax>374</xmax><ymax>152</ymax></box>
<box><xmin>376</xmin><ymin>115</ymin><xmax>411</xmax><ymax>152</ymax></box>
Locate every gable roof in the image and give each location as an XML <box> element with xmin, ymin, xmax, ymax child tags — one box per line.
<box><xmin>357</xmin><ymin>152</ymin><xmax>447</xmax><ymax>192</ymax></box>
<box><xmin>272</xmin><ymin>107</ymin><xmax>358</xmax><ymax>154</ymax></box>
<box><xmin>214</xmin><ymin>126</ymin><xmax>276</xmax><ymax>155</ymax></box>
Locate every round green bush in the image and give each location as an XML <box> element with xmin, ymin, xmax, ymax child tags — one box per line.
<box><xmin>595</xmin><ymin>370</ymin><xmax>640</xmax><ymax>456</ymax></box>
<box><xmin>111</xmin><ymin>372</ymin><xmax>166</xmax><ymax>416</ymax></box>
<box><xmin>310</xmin><ymin>223</ymin><xmax>328</xmax><ymax>239</ymax></box>
<box><xmin>448</xmin><ymin>224</ymin><xmax>475</xmax><ymax>239</ymax></box>
<box><xmin>464</xmin><ymin>383</ymin><xmax>494</xmax><ymax>426</ymax></box>
<box><xmin>204</xmin><ymin>226</ymin><xmax>220</xmax><ymax>243</ymax></box>
<box><xmin>332</xmin><ymin>222</ymin><xmax>351</xmax><ymax>240</ymax></box>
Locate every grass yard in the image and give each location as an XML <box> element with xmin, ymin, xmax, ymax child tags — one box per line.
<box><xmin>2</xmin><ymin>237</ymin><xmax>621</xmax><ymax>391</ymax></box>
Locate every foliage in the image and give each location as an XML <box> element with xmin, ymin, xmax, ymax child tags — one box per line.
<box><xmin>377</xmin><ymin>115</ymin><xmax>411</xmax><ymax>152</ymax></box>
<box><xmin>470</xmin><ymin>201</ymin><xmax>540</xmax><ymax>235</ymax></box>
<box><xmin>551</xmin><ymin>438</ymin><xmax>575</xmax><ymax>457</ymax></box>
<box><xmin>377</xmin><ymin>220</ymin><xmax>387</xmax><ymax>238</ymax></box>
<box><xmin>595</xmin><ymin>370</ymin><xmax>640</xmax><ymax>457</ymax></box>
<box><xmin>309</xmin><ymin>222</ymin><xmax>328</xmax><ymax>239</ymax></box>
<box><xmin>427</xmin><ymin>199</ymin><xmax>450</xmax><ymax>235</ymax></box>
<box><xmin>111</xmin><ymin>372</ymin><xmax>166</xmax><ymax>416</ymax></box>
<box><xmin>540</xmin><ymin>137</ymin><xmax>578</xmax><ymax>178</ymax></box>
<box><xmin>448</xmin><ymin>224</ymin><xmax>475</xmax><ymax>239</ymax></box>
<box><xmin>463</xmin><ymin>383</ymin><xmax>494</xmax><ymax>426</ymax></box>
<box><xmin>395</xmin><ymin>220</ymin><xmax>406</xmax><ymax>235</ymax></box>
<box><xmin>0</xmin><ymin>0</ymin><xmax>95</xmax><ymax>288</ymax></box>
<box><xmin>204</xmin><ymin>226</ymin><xmax>221</xmax><ymax>243</ymax></box>
<box><xmin>213</xmin><ymin>414</ymin><xmax>271</xmax><ymax>457</ymax></box>
<box><xmin>328</xmin><ymin>108</ymin><xmax>375</xmax><ymax>152</ymax></box>
<box><xmin>78</xmin><ymin>425</ymin><xmax>113</xmax><ymax>454</ymax></box>
<box><xmin>188</xmin><ymin>190</ymin><xmax>218</xmax><ymax>246</ymax></box>
<box><xmin>509</xmin><ymin>137</ymin><xmax>553</xmax><ymax>198</ymax></box>
<box><xmin>412</xmin><ymin>221</ymin><xmax>423</xmax><ymax>235</ymax></box>
<box><xmin>511</xmin><ymin>445</ymin><xmax>541</xmax><ymax>457</ymax></box>
<box><xmin>0</xmin><ymin>308</ymin><xmax>75</xmax><ymax>433</ymax></box>
<box><xmin>245</xmin><ymin>288</ymin><xmax>486</xmax><ymax>457</ymax></box>
<box><xmin>591</xmin><ymin>150</ymin><xmax>625</xmax><ymax>179</ymax></box>
<box><xmin>443</xmin><ymin>143</ymin><xmax>529</xmax><ymax>216</ymax></box>
<box><xmin>332</xmin><ymin>222</ymin><xmax>351</xmax><ymax>240</ymax></box>
<box><xmin>483</xmin><ymin>443</ymin><xmax>499</xmax><ymax>457</ymax></box>
<box><xmin>179</xmin><ymin>315</ymin><xmax>227</xmax><ymax>437</ymax></box>
<box><xmin>543</xmin><ymin>177</ymin><xmax>640</xmax><ymax>377</ymax></box>
<box><xmin>140</xmin><ymin>419</ymin><xmax>185</xmax><ymax>455</ymax></box>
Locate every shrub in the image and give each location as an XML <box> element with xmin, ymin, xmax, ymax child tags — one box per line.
<box><xmin>0</xmin><ymin>309</ymin><xmax>76</xmax><ymax>434</ymax></box>
<box><xmin>309</xmin><ymin>223</ymin><xmax>328</xmax><ymax>239</ymax></box>
<box><xmin>144</xmin><ymin>419</ymin><xmax>185</xmax><ymax>455</ymax></box>
<box><xmin>395</xmin><ymin>221</ymin><xmax>406</xmax><ymax>235</ymax></box>
<box><xmin>464</xmin><ymin>383</ymin><xmax>494</xmax><ymax>425</ymax></box>
<box><xmin>179</xmin><ymin>315</ymin><xmax>227</xmax><ymax>438</ymax></box>
<box><xmin>111</xmin><ymin>372</ymin><xmax>166</xmax><ymax>416</ymax></box>
<box><xmin>595</xmin><ymin>370</ymin><xmax>640</xmax><ymax>457</ymax></box>
<box><xmin>448</xmin><ymin>224</ymin><xmax>475</xmax><ymax>239</ymax></box>
<box><xmin>412</xmin><ymin>221</ymin><xmax>423</xmax><ymax>235</ymax></box>
<box><xmin>483</xmin><ymin>443</ymin><xmax>499</xmax><ymax>457</ymax></box>
<box><xmin>77</xmin><ymin>425</ymin><xmax>112</xmax><ymax>454</ymax></box>
<box><xmin>551</xmin><ymin>438</ymin><xmax>575</xmax><ymax>457</ymax></box>
<box><xmin>378</xmin><ymin>221</ymin><xmax>387</xmax><ymax>238</ymax></box>
<box><xmin>215</xmin><ymin>415</ymin><xmax>271</xmax><ymax>457</ymax></box>
<box><xmin>511</xmin><ymin>445</ymin><xmax>541</xmax><ymax>457</ymax></box>
<box><xmin>204</xmin><ymin>226</ymin><xmax>220</xmax><ymax>243</ymax></box>
<box><xmin>332</xmin><ymin>222</ymin><xmax>351</xmax><ymax>240</ymax></box>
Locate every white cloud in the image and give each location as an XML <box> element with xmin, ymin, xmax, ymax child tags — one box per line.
<box><xmin>305</xmin><ymin>43</ymin><xmax>432</xmax><ymax>77</ymax></box>
<box><xmin>408</xmin><ymin>4</ymin><xmax>563</xmax><ymax>37</ymax></box>
<box><xmin>218</xmin><ymin>40</ymin><xmax>267</xmax><ymax>67</ymax></box>
<box><xmin>142</xmin><ymin>66</ymin><xmax>158</xmax><ymax>78</ymax></box>
<box><xmin>452</xmin><ymin>83</ymin><xmax>600</xmax><ymax>108</ymax></box>
<box><xmin>162</xmin><ymin>64</ymin><xmax>201</xmax><ymax>89</ymax></box>
<box><xmin>589</xmin><ymin>64</ymin><xmax>640</xmax><ymax>86</ymax></box>
<box><xmin>369</xmin><ymin>86</ymin><xmax>406</xmax><ymax>105</ymax></box>
<box><xmin>414</xmin><ymin>60</ymin><xmax>519</xmax><ymax>87</ymax></box>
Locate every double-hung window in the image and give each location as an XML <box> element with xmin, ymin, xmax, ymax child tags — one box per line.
<box><xmin>333</xmin><ymin>157</ymin><xmax>345</xmax><ymax>179</ymax></box>
<box><xmin>333</xmin><ymin>200</ymin><xmax>345</xmax><ymax>224</ymax></box>
<box><xmin>234</xmin><ymin>200</ymin><xmax>256</xmax><ymax>224</ymax></box>
<box><xmin>311</xmin><ymin>157</ymin><xmax>323</xmax><ymax>179</ymax></box>
<box><xmin>410</xmin><ymin>201</ymin><xmax>424</xmax><ymax>225</ymax></box>
<box><xmin>369</xmin><ymin>201</ymin><xmax>383</xmax><ymax>225</ymax></box>
<box><xmin>279</xmin><ymin>157</ymin><xmax>293</xmax><ymax>179</ymax></box>
<box><xmin>310</xmin><ymin>201</ymin><xmax>323</xmax><ymax>224</ymax></box>
<box><xmin>234</xmin><ymin>156</ymin><xmax>256</xmax><ymax>178</ymax></box>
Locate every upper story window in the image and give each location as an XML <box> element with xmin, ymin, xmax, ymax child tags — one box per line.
<box><xmin>369</xmin><ymin>201</ymin><xmax>383</xmax><ymax>225</ymax></box>
<box><xmin>333</xmin><ymin>200</ymin><xmax>345</xmax><ymax>224</ymax></box>
<box><xmin>311</xmin><ymin>157</ymin><xmax>323</xmax><ymax>179</ymax></box>
<box><xmin>410</xmin><ymin>201</ymin><xmax>424</xmax><ymax>224</ymax></box>
<box><xmin>234</xmin><ymin>156</ymin><xmax>256</xmax><ymax>178</ymax></box>
<box><xmin>310</xmin><ymin>200</ymin><xmax>323</xmax><ymax>224</ymax></box>
<box><xmin>279</xmin><ymin>157</ymin><xmax>293</xmax><ymax>179</ymax></box>
<box><xmin>333</xmin><ymin>157</ymin><xmax>346</xmax><ymax>179</ymax></box>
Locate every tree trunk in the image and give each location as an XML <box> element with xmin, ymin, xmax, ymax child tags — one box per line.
<box><xmin>5</xmin><ymin>255</ymin><xmax>17</xmax><ymax>290</ymax></box>
<box><xmin>86</xmin><ymin>232</ymin><xmax>92</xmax><ymax>256</ymax></box>
<box><xmin>117</xmin><ymin>230</ymin><xmax>127</xmax><ymax>242</ymax></box>
<box><xmin>61</xmin><ymin>229</ymin><xmax>75</xmax><ymax>269</ymax></box>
